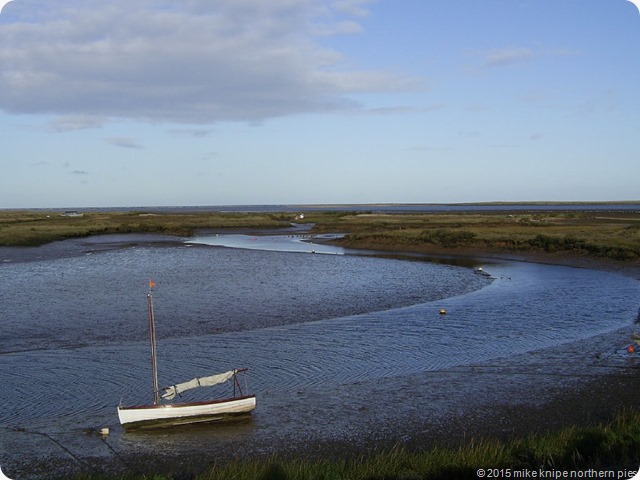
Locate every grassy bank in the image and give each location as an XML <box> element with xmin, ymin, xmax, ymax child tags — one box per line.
<box><xmin>303</xmin><ymin>211</ymin><xmax>640</xmax><ymax>262</ymax></box>
<box><xmin>72</xmin><ymin>408</ymin><xmax>640</xmax><ymax>479</ymax></box>
<box><xmin>0</xmin><ymin>211</ymin><xmax>291</xmax><ymax>246</ymax></box>
<box><xmin>1</xmin><ymin>209</ymin><xmax>639</xmax><ymax>264</ymax></box>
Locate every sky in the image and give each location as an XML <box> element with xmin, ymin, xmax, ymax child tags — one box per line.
<box><xmin>0</xmin><ymin>0</ymin><xmax>639</xmax><ymax>208</ymax></box>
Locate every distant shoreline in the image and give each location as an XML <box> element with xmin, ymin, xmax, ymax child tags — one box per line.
<box><xmin>1</xmin><ymin>208</ymin><xmax>639</xmax><ymax>279</ymax></box>
<box><xmin>2</xmin><ymin>200</ymin><xmax>640</xmax><ymax>213</ymax></box>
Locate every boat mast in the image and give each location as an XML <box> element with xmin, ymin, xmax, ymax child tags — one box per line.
<box><xmin>147</xmin><ymin>286</ymin><xmax>160</xmax><ymax>405</ymax></box>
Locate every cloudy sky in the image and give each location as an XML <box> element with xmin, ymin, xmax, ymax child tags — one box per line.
<box><xmin>1</xmin><ymin>0</ymin><xmax>638</xmax><ymax>208</ymax></box>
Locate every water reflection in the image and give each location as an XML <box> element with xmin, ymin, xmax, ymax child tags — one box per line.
<box><xmin>187</xmin><ymin>232</ymin><xmax>346</xmax><ymax>255</ymax></box>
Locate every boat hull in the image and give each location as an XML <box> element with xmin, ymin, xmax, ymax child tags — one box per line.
<box><xmin>117</xmin><ymin>395</ymin><xmax>256</xmax><ymax>430</ymax></box>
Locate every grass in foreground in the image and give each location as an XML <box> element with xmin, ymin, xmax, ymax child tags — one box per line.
<box><xmin>72</xmin><ymin>408</ymin><xmax>640</xmax><ymax>480</ymax></box>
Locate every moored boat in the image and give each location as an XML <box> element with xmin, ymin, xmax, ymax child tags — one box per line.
<box><xmin>117</xmin><ymin>283</ymin><xmax>256</xmax><ymax>430</ymax></box>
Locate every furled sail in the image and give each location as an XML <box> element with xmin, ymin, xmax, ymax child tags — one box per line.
<box><xmin>162</xmin><ymin>370</ymin><xmax>235</xmax><ymax>400</ymax></box>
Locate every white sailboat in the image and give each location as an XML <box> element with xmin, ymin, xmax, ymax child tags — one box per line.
<box><xmin>117</xmin><ymin>283</ymin><xmax>256</xmax><ymax>430</ymax></box>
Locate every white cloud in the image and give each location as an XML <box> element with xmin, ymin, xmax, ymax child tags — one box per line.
<box><xmin>48</xmin><ymin>115</ymin><xmax>105</xmax><ymax>132</ymax></box>
<box><xmin>0</xmin><ymin>0</ymin><xmax>420</xmax><ymax>125</ymax></box>
<box><xmin>169</xmin><ymin>128</ymin><xmax>211</xmax><ymax>137</ymax></box>
<box><xmin>330</xmin><ymin>0</ymin><xmax>374</xmax><ymax>17</ymax></box>
<box><xmin>105</xmin><ymin>137</ymin><xmax>142</xmax><ymax>149</ymax></box>
<box><xmin>480</xmin><ymin>47</ymin><xmax>535</xmax><ymax>69</ymax></box>
<box><xmin>472</xmin><ymin>47</ymin><xmax>580</xmax><ymax>72</ymax></box>
<box><xmin>310</xmin><ymin>20</ymin><xmax>363</xmax><ymax>36</ymax></box>
<box><xmin>358</xmin><ymin>104</ymin><xmax>444</xmax><ymax>116</ymax></box>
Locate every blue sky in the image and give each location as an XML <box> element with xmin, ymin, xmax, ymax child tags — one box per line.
<box><xmin>0</xmin><ymin>0</ymin><xmax>638</xmax><ymax>208</ymax></box>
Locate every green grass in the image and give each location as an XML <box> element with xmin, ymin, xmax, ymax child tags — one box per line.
<box><xmin>70</xmin><ymin>409</ymin><xmax>640</xmax><ymax>480</ymax></box>
<box><xmin>1</xmin><ymin>209</ymin><xmax>639</xmax><ymax>262</ymax></box>
<box><xmin>0</xmin><ymin>211</ymin><xmax>291</xmax><ymax>246</ymax></box>
<box><xmin>309</xmin><ymin>211</ymin><xmax>640</xmax><ymax>261</ymax></box>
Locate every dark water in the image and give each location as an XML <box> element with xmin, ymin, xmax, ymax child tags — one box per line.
<box><xmin>1</xmin><ymin>234</ymin><xmax>639</xmax><ymax>478</ymax></box>
<box><xmin>0</xmin><ymin>235</ymin><xmax>484</xmax><ymax>355</ymax></box>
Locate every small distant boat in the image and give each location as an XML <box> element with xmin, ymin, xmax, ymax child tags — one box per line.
<box><xmin>117</xmin><ymin>283</ymin><xmax>256</xmax><ymax>430</ymax></box>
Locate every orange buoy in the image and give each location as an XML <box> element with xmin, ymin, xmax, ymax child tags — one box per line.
<box><xmin>627</xmin><ymin>345</ymin><xmax>635</xmax><ymax>354</ymax></box>
<box><xmin>439</xmin><ymin>309</ymin><xmax>447</xmax><ymax>315</ymax></box>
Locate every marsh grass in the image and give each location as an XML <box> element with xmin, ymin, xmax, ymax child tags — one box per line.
<box><xmin>0</xmin><ymin>211</ymin><xmax>290</xmax><ymax>246</ymax></box>
<box><xmin>1</xmin><ymin>209</ymin><xmax>639</xmax><ymax>261</ymax></box>
<box><xmin>313</xmin><ymin>211</ymin><xmax>640</xmax><ymax>261</ymax></box>
<box><xmin>70</xmin><ymin>409</ymin><xmax>640</xmax><ymax>480</ymax></box>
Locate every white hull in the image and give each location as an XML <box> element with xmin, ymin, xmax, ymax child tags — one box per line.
<box><xmin>118</xmin><ymin>395</ymin><xmax>256</xmax><ymax>430</ymax></box>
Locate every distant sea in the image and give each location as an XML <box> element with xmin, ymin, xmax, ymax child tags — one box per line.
<box><xmin>15</xmin><ymin>202</ymin><xmax>640</xmax><ymax>214</ymax></box>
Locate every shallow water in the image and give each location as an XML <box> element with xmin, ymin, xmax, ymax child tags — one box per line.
<box><xmin>1</xmin><ymin>234</ymin><xmax>639</xmax><ymax>478</ymax></box>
